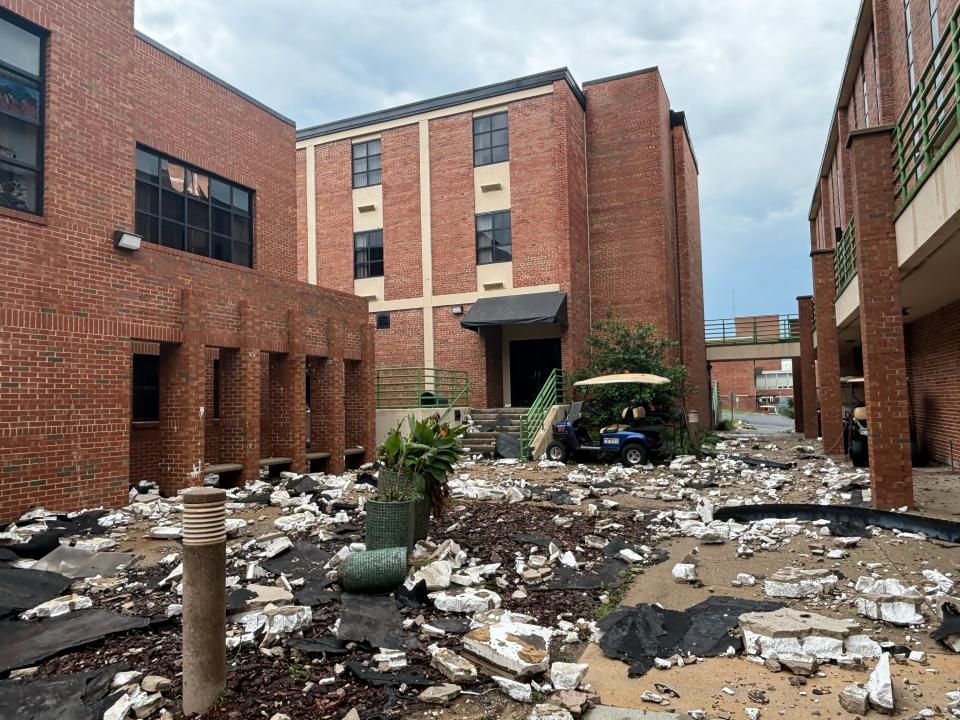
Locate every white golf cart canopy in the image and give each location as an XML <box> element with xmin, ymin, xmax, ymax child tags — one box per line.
<box><xmin>574</xmin><ymin>373</ymin><xmax>670</xmax><ymax>387</ymax></box>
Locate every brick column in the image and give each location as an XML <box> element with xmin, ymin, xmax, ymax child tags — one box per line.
<box><xmin>791</xmin><ymin>356</ymin><xmax>804</xmax><ymax>434</ymax></box>
<box><xmin>848</xmin><ymin>126</ymin><xmax>913</xmax><ymax>509</ymax></box>
<box><xmin>158</xmin><ymin>289</ymin><xmax>205</xmax><ymax>495</ymax></box>
<box><xmin>358</xmin><ymin>324</ymin><xmax>376</xmax><ymax>462</ymax></box>
<box><xmin>271</xmin><ymin>311</ymin><xmax>307</xmax><ymax>473</ymax></box>
<box><xmin>811</xmin><ymin>252</ymin><xmax>844</xmax><ymax>456</ymax></box>
<box><xmin>219</xmin><ymin>301</ymin><xmax>260</xmax><ymax>484</ymax></box>
<box><xmin>316</xmin><ymin>320</ymin><xmax>346</xmax><ymax>474</ymax></box>
<box><xmin>796</xmin><ymin>295</ymin><xmax>819</xmax><ymax>439</ymax></box>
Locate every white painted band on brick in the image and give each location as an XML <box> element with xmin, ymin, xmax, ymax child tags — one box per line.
<box><xmin>182</xmin><ymin>503</ymin><xmax>225</xmax><ymax>546</ymax></box>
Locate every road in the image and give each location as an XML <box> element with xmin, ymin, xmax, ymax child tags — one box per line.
<box><xmin>727</xmin><ymin>411</ymin><xmax>795</xmax><ymax>434</ymax></box>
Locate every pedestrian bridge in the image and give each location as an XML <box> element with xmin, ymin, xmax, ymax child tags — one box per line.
<box><xmin>705</xmin><ymin>315</ymin><xmax>800</xmax><ymax>362</ymax></box>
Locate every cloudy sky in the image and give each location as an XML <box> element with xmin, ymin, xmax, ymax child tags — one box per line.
<box><xmin>135</xmin><ymin>0</ymin><xmax>860</xmax><ymax>319</ymax></box>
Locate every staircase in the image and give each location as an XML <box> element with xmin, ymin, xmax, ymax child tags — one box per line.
<box><xmin>462</xmin><ymin>407</ymin><xmax>528</xmax><ymax>457</ymax></box>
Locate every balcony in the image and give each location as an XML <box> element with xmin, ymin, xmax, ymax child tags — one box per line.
<box><xmin>834</xmin><ymin>218</ymin><xmax>857</xmax><ymax>297</ymax></box>
<box><xmin>704</xmin><ymin>315</ymin><xmax>800</xmax><ymax>362</ymax></box>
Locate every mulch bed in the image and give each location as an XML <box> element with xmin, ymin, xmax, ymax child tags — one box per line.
<box><xmin>27</xmin><ymin>498</ymin><xmax>658</xmax><ymax>720</ymax></box>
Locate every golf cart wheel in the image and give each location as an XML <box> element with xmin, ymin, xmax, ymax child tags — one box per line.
<box><xmin>546</xmin><ymin>441</ymin><xmax>568</xmax><ymax>463</ymax></box>
<box><xmin>620</xmin><ymin>443</ymin><xmax>648</xmax><ymax>467</ymax></box>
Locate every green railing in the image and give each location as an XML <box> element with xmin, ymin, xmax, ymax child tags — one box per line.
<box><xmin>375</xmin><ymin>367</ymin><xmax>470</xmax><ymax>416</ymax></box>
<box><xmin>519</xmin><ymin>368</ymin><xmax>564</xmax><ymax>459</ymax></box>
<box><xmin>704</xmin><ymin>315</ymin><xmax>799</xmax><ymax>346</ymax></box>
<box><xmin>893</xmin><ymin>2</ymin><xmax>960</xmax><ymax>211</ymax></box>
<box><xmin>834</xmin><ymin>218</ymin><xmax>857</xmax><ymax>296</ymax></box>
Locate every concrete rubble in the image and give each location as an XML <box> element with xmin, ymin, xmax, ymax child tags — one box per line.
<box><xmin>1</xmin><ymin>431</ymin><xmax>957</xmax><ymax>719</ymax></box>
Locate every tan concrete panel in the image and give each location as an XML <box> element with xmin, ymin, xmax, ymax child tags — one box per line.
<box><xmin>352</xmin><ymin>185</ymin><xmax>383</xmax><ymax>232</ymax></box>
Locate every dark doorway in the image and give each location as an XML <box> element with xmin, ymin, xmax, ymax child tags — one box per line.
<box><xmin>509</xmin><ymin>338</ymin><xmax>561</xmax><ymax>407</ymax></box>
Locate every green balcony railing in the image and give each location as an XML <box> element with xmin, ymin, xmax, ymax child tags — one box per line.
<box><xmin>519</xmin><ymin>368</ymin><xmax>564</xmax><ymax>460</ymax></box>
<box><xmin>704</xmin><ymin>315</ymin><xmax>799</xmax><ymax>346</ymax></box>
<box><xmin>893</xmin><ymin>2</ymin><xmax>960</xmax><ymax>211</ymax></box>
<box><xmin>375</xmin><ymin>367</ymin><xmax>469</xmax><ymax>417</ymax></box>
<box><xmin>835</xmin><ymin>218</ymin><xmax>857</xmax><ymax>296</ymax></box>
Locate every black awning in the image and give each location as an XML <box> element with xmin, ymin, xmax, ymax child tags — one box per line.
<box><xmin>460</xmin><ymin>291</ymin><xmax>567</xmax><ymax>331</ymax></box>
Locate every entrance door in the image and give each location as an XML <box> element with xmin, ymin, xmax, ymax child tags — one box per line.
<box><xmin>509</xmin><ymin>338</ymin><xmax>561</xmax><ymax>407</ymax></box>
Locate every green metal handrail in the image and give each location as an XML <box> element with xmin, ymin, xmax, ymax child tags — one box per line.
<box><xmin>893</xmin><ymin>3</ymin><xmax>960</xmax><ymax>211</ymax></box>
<box><xmin>704</xmin><ymin>315</ymin><xmax>799</xmax><ymax>346</ymax></box>
<box><xmin>834</xmin><ymin>218</ymin><xmax>857</xmax><ymax>296</ymax></box>
<box><xmin>519</xmin><ymin>368</ymin><xmax>564</xmax><ymax>459</ymax></box>
<box><xmin>375</xmin><ymin>367</ymin><xmax>470</xmax><ymax>418</ymax></box>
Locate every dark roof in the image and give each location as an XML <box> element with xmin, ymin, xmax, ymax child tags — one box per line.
<box><xmin>297</xmin><ymin>68</ymin><xmax>586</xmax><ymax>141</ymax></box>
<box><xmin>460</xmin><ymin>291</ymin><xmax>568</xmax><ymax>330</ymax></box>
<box><xmin>134</xmin><ymin>31</ymin><xmax>295</xmax><ymax>127</ymax></box>
<box><xmin>670</xmin><ymin>110</ymin><xmax>699</xmax><ymax>173</ymax></box>
<box><xmin>582</xmin><ymin>66</ymin><xmax>659</xmax><ymax>87</ymax></box>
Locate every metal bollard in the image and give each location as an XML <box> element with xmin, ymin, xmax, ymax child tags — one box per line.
<box><xmin>181</xmin><ymin>487</ymin><xmax>227</xmax><ymax>715</ymax></box>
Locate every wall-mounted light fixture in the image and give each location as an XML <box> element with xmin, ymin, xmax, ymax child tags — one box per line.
<box><xmin>451</xmin><ymin>305</ymin><xmax>463</xmax><ymax>316</ymax></box>
<box><xmin>113</xmin><ymin>229</ymin><xmax>142</xmax><ymax>251</ymax></box>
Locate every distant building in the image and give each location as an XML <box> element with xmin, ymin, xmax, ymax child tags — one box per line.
<box><xmin>798</xmin><ymin>0</ymin><xmax>960</xmax><ymax>508</ymax></box>
<box><xmin>712</xmin><ymin>359</ymin><xmax>794</xmax><ymax>414</ymax></box>
<box><xmin>296</xmin><ymin>68</ymin><xmax>710</xmax><ymax>421</ymax></box>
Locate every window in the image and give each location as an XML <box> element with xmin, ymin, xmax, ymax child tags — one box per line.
<box><xmin>930</xmin><ymin>0</ymin><xmax>940</xmax><ymax>46</ymax></box>
<box><xmin>473</xmin><ymin>112</ymin><xmax>508</xmax><ymax>166</ymax></box>
<box><xmin>0</xmin><ymin>11</ymin><xmax>45</xmax><ymax>215</ymax></box>
<box><xmin>904</xmin><ymin>0</ymin><xmax>916</xmax><ymax>90</ymax></box>
<box><xmin>135</xmin><ymin>146</ymin><xmax>253</xmax><ymax>268</ymax></box>
<box><xmin>476</xmin><ymin>210</ymin><xmax>512</xmax><ymax>264</ymax></box>
<box><xmin>132</xmin><ymin>354</ymin><xmax>160</xmax><ymax>422</ymax></box>
<box><xmin>861</xmin><ymin>62</ymin><xmax>869</xmax><ymax>127</ymax></box>
<box><xmin>375</xmin><ymin>313</ymin><xmax>390</xmax><ymax>330</ymax></box>
<box><xmin>352</xmin><ymin>139</ymin><xmax>381</xmax><ymax>188</ymax></box>
<box><xmin>354</xmin><ymin>229</ymin><xmax>383</xmax><ymax>278</ymax></box>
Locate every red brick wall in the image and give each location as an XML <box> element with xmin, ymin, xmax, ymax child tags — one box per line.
<box><xmin>370</xmin><ymin>308</ymin><xmax>424</xmax><ymax>369</ymax></box>
<box><xmin>0</xmin><ymin>0</ymin><xmax>372</xmax><ymax>519</ymax></box>
<box><xmin>429</xmin><ymin>113</ymin><xmax>476</xmax><ymax>296</ymax></box>
<box><xmin>382</xmin><ymin>124</ymin><xmax>422</xmax><ymax>300</ymax></box>
<box><xmin>314</xmin><ymin>140</ymin><xmax>355</xmax><ymax>294</ymax></box>
<box><xmin>711</xmin><ymin>359</ymin><xmax>786</xmax><ymax>411</ymax></box>
<box><xmin>673</xmin><ymin>123</ymin><xmax>710</xmax><ymax>422</ymax></box>
<box><xmin>906</xmin><ymin>299</ymin><xmax>960</xmax><ymax>465</ymax></box>
<box><xmin>432</xmin><ymin>306</ymin><xmax>491</xmax><ymax>407</ymax></box>
<box><xmin>296</xmin><ymin>148</ymin><xmax>308</xmax><ymax>282</ymax></box>
<box><xmin>584</xmin><ymin>69</ymin><xmax>674</xmax><ymax>335</ymax></box>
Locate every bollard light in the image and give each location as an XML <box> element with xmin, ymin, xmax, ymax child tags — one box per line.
<box><xmin>181</xmin><ymin>487</ymin><xmax>227</xmax><ymax>716</ymax></box>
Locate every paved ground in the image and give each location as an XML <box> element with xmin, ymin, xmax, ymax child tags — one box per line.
<box><xmin>732</xmin><ymin>411</ymin><xmax>794</xmax><ymax>433</ymax></box>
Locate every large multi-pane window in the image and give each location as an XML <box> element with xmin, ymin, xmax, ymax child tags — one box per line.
<box><xmin>0</xmin><ymin>11</ymin><xmax>45</xmax><ymax>215</ymax></box>
<box><xmin>929</xmin><ymin>0</ymin><xmax>941</xmax><ymax>46</ymax></box>
<box><xmin>354</xmin><ymin>229</ymin><xmax>384</xmax><ymax>278</ymax></box>
<box><xmin>352</xmin><ymin>139</ymin><xmax>381</xmax><ymax>188</ymax></box>
<box><xmin>476</xmin><ymin>210</ymin><xmax>512</xmax><ymax>264</ymax></box>
<box><xmin>135</xmin><ymin>147</ymin><xmax>254</xmax><ymax>268</ymax></box>
<box><xmin>473</xmin><ymin>112</ymin><xmax>508</xmax><ymax>166</ymax></box>
<box><xmin>131</xmin><ymin>354</ymin><xmax>160</xmax><ymax>423</ymax></box>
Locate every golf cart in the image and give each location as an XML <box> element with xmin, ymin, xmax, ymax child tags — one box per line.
<box><xmin>545</xmin><ymin>373</ymin><xmax>674</xmax><ymax>467</ymax></box>
<box><xmin>841</xmin><ymin>377</ymin><xmax>868</xmax><ymax>467</ymax></box>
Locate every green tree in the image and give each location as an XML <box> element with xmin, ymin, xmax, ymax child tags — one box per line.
<box><xmin>570</xmin><ymin>321</ymin><xmax>691</xmax><ymax>434</ymax></box>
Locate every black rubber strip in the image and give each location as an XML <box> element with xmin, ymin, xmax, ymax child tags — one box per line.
<box><xmin>714</xmin><ymin>503</ymin><xmax>960</xmax><ymax>543</ymax></box>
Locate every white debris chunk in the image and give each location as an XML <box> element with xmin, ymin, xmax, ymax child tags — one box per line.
<box><xmin>20</xmin><ymin>594</ymin><xmax>92</xmax><ymax>620</ymax></box>
<box><xmin>866</xmin><ymin>653</ymin><xmax>895</xmax><ymax>713</ymax></box>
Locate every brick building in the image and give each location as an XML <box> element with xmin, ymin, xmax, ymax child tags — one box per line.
<box><xmin>296</xmin><ymin>68</ymin><xmax>709</xmax><ymax>421</ymax></box>
<box><xmin>0</xmin><ymin>0</ymin><xmax>373</xmax><ymax>520</ymax></box>
<box><xmin>799</xmin><ymin>0</ymin><xmax>960</xmax><ymax>509</ymax></box>
<box><xmin>712</xmin><ymin>359</ymin><xmax>794</xmax><ymax>413</ymax></box>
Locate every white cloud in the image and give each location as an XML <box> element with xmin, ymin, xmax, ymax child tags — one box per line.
<box><xmin>135</xmin><ymin>0</ymin><xmax>860</xmax><ymax>317</ymax></box>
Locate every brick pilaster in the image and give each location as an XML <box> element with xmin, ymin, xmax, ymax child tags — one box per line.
<box><xmin>270</xmin><ymin>311</ymin><xmax>308</xmax><ymax>473</ymax></box>
<box><xmin>791</xmin><ymin>356</ymin><xmax>804</xmax><ymax>434</ymax></box>
<box><xmin>219</xmin><ymin>301</ymin><xmax>261</xmax><ymax>484</ymax></box>
<box><xmin>158</xmin><ymin>289</ymin><xmax>205</xmax><ymax>495</ymax></box>
<box><xmin>811</xmin><ymin>253</ymin><xmax>844</xmax><ymax>456</ymax></box>
<box><xmin>316</xmin><ymin>320</ymin><xmax>346</xmax><ymax>474</ymax></box>
<box><xmin>358</xmin><ymin>324</ymin><xmax>376</xmax><ymax>462</ymax></box>
<box><xmin>848</xmin><ymin>126</ymin><xmax>913</xmax><ymax>509</ymax></box>
<box><xmin>797</xmin><ymin>295</ymin><xmax>819</xmax><ymax>440</ymax></box>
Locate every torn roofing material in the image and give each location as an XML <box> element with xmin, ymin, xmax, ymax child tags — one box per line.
<box><xmin>715</xmin><ymin>504</ymin><xmax>960</xmax><ymax>543</ymax></box>
<box><xmin>459</xmin><ymin>291</ymin><xmax>568</xmax><ymax>330</ymax></box>
<box><xmin>0</xmin><ymin>609</ymin><xmax>152</xmax><ymax>673</ymax></box>
<box><xmin>0</xmin><ymin>567</ymin><xmax>72</xmax><ymax>618</ymax></box>
<box><xmin>597</xmin><ymin>596</ymin><xmax>782</xmax><ymax>677</ymax></box>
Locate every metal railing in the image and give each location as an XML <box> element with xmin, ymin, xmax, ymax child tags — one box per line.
<box><xmin>893</xmin><ymin>2</ymin><xmax>960</xmax><ymax>211</ymax></box>
<box><xmin>704</xmin><ymin>315</ymin><xmax>799</xmax><ymax>346</ymax></box>
<box><xmin>834</xmin><ymin>218</ymin><xmax>857</xmax><ymax>296</ymax></box>
<box><xmin>519</xmin><ymin>368</ymin><xmax>564</xmax><ymax>459</ymax></box>
<box><xmin>375</xmin><ymin>367</ymin><xmax>470</xmax><ymax>415</ymax></box>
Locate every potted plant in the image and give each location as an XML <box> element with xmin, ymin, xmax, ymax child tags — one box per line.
<box><xmin>364</xmin><ymin>478</ymin><xmax>418</xmax><ymax>551</ymax></box>
<box><xmin>377</xmin><ymin>415</ymin><xmax>467</xmax><ymax>540</ymax></box>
